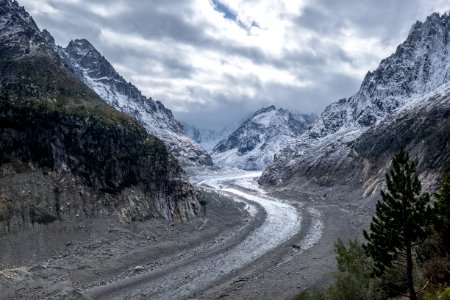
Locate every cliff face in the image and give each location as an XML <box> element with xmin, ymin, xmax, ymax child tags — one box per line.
<box><xmin>0</xmin><ymin>0</ymin><xmax>199</xmax><ymax>233</ymax></box>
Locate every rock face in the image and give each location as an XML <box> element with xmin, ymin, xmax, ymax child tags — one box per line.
<box><xmin>260</xmin><ymin>12</ymin><xmax>450</xmax><ymax>192</ymax></box>
<box><xmin>212</xmin><ymin>106</ymin><xmax>316</xmax><ymax>170</ymax></box>
<box><xmin>0</xmin><ymin>0</ymin><xmax>49</xmax><ymax>58</ymax></box>
<box><xmin>0</xmin><ymin>0</ymin><xmax>199</xmax><ymax>233</ymax></box>
<box><xmin>354</xmin><ymin>86</ymin><xmax>450</xmax><ymax>195</ymax></box>
<box><xmin>56</xmin><ymin>38</ymin><xmax>212</xmax><ymax>167</ymax></box>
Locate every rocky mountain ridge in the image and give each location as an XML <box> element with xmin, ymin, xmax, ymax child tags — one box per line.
<box><xmin>260</xmin><ymin>12</ymin><xmax>450</xmax><ymax>194</ymax></box>
<box><xmin>56</xmin><ymin>38</ymin><xmax>213</xmax><ymax>167</ymax></box>
<box><xmin>212</xmin><ymin>105</ymin><xmax>316</xmax><ymax>170</ymax></box>
<box><xmin>0</xmin><ymin>0</ymin><xmax>199</xmax><ymax>232</ymax></box>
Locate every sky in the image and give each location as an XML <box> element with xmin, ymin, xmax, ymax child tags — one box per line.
<box><xmin>19</xmin><ymin>0</ymin><xmax>449</xmax><ymax>129</ymax></box>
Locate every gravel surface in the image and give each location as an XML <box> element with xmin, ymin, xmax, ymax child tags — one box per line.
<box><xmin>0</xmin><ymin>189</ymin><xmax>252</xmax><ymax>299</ymax></box>
<box><xmin>0</xmin><ymin>169</ymin><xmax>377</xmax><ymax>300</ymax></box>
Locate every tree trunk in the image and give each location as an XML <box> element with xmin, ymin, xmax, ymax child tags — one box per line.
<box><xmin>406</xmin><ymin>244</ymin><xmax>417</xmax><ymax>300</ymax></box>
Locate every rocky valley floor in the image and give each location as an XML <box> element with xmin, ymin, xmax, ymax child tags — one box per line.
<box><xmin>0</xmin><ymin>170</ymin><xmax>377</xmax><ymax>300</ymax></box>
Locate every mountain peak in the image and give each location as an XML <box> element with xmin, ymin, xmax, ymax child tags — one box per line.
<box><xmin>212</xmin><ymin>106</ymin><xmax>316</xmax><ymax>170</ymax></box>
<box><xmin>65</xmin><ymin>39</ymin><xmax>102</xmax><ymax>61</ymax></box>
<box><xmin>0</xmin><ymin>0</ymin><xmax>37</xmax><ymax>30</ymax></box>
<box><xmin>41</xmin><ymin>29</ymin><xmax>55</xmax><ymax>46</ymax></box>
<box><xmin>311</xmin><ymin>10</ymin><xmax>450</xmax><ymax>137</ymax></box>
<box><xmin>0</xmin><ymin>0</ymin><xmax>56</xmax><ymax>59</ymax></box>
<box><xmin>62</xmin><ymin>38</ymin><xmax>124</xmax><ymax>85</ymax></box>
<box><xmin>0</xmin><ymin>0</ymin><xmax>25</xmax><ymax>14</ymax></box>
<box><xmin>260</xmin><ymin>11</ymin><xmax>450</xmax><ymax>189</ymax></box>
<box><xmin>68</xmin><ymin>38</ymin><xmax>96</xmax><ymax>50</ymax></box>
<box><xmin>256</xmin><ymin>105</ymin><xmax>276</xmax><ymax>113</ymax></box>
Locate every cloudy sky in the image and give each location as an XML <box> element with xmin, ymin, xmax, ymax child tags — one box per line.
<box><xmin>20</xmin><ymin>0</ymin><xmax>449</xmax><ymax>129</ymax></box>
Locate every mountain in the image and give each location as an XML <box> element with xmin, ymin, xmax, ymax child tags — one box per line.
<box><xmin>0</xmin><ymin>0</ymin><xmax>199</xmax><ymax>232</ymax></box>
<box><xmin>52</xmin><ymin>39</ymin><xmax>213</xmax><ymax>168</ymax></box>
<box><xmin>212</xmin><ymin>106</ymin><xmax>317</xmax><ymax>170</ymax></box>
<box><xmin>183</xmin><ymin>122</ymin><xmax>237</xmax><ymax>152</ymax></box>
<box><xmin>259</xmin><ymin>12</ymin><xmax>450</xmax><ymax>195</ymax></box>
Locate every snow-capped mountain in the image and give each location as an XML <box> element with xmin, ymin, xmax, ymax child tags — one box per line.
<box><xmin>183</xmin><ymin>123</ymin><xmax>237</xmax><ymax>153</ymax></box>
<box><xmin>311</xmin><ymin>13</ymin><xmax>449</xmax><ymax>139</ymax></box>
<box><xmin>260</xmin><ymin>12</ymin><xmax>450</xmax><ymax>189</ymax></box>
<box><xmin>212</xmin><ymin>106</ymin><xmax>317</xmax><ymax>170</ymax></box>
<box><xmin>55</xmin><ymin>38</ymin><xmax>212</xmax><ymax>167</ymax></box>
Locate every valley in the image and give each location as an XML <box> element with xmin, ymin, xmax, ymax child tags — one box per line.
<box><xmin>0</xmin><ymin>1</ymin><xmax>449</xmax><ymax>299</ymax></box>
<box><xmin>1</xmin><ymin>169</ymin><xmax>361</xmax><ymax>299</ymax></box>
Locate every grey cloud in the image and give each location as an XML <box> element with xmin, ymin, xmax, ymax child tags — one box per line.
<box><xmin>22</xmin><ymin>0</ymin><xmax>448</xmax><ymax>130</ymax></box>
<box><xmin>295</xmin><ymin>0</ymin><xmax>424</xmax><ymax>46</ymax></box>
<box><xmin>114</xmin><ymin>2</ymin><xmax>210</xmax><ymax>46</ymax></box>
<box><xmin>30</xmin><ymin>1</ymin><xmax>355</xmax><ymax>88</ymax></box>
<box><xmin>174</xmin><ymin>69</ymin><xmax>361</xmax><ymax>129</ymax></box>
<box><xmin>295</xmin><ymin>6</ymin><xmax>347</xmax><ymax>34</ymax></box>
<box><xmin>111</xmin><ymin>50</ymin><xmax>196</xmax><ymax>80</ymax></box>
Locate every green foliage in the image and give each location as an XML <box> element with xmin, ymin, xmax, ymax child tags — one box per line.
<box><xmin>440</xmin><ymin>287</ymin><xmax>450</xmax><ymax>300</ymax></box>
<box><xmin>416</xmin><ymin>174</ymin><xmax>450</xmax><ymax>287</ymax></box>
<box><xmin>295</xmin><ymin>288</ymin><xmax>329</xmax><ymax>300</ymax></box>
<box><xmin>335</xmin><ymin>239</ymin><xmax>369</xmax><ymax>274</ymax></box>
<box><xmin>363</xmin><ymin>148</ymin><xmax>433</xmax><ymax>300</ymax></box>
<box><xmin>434</xmin><ymin>174</ymin><xmax>450</xmax><ymax>254</ymax></box>
<box><xmin>0</xmin><ymin>93</ymin><xmax>168</xmax><ymax>194</ymax></box>
<box><xmin>294</xmin><ymin>240</ymin><xmax>387</xmax><ymax>300</ymax></box>
<box><xmin>363</xmin><ymin>148</ymin><xmax>433</xmax><ymax>276</ymax></box>
<box><xmin>330</xmin><ymin>240</ymin><xmax>386</xmax><ymax>300</ymax></box>
<box><xmin>295</xmin><ymin>158</ymin><xmax>450</xmax><ymax>300</ymax></box>
<box><xmin>421</xmin><ymin>286</ymin><xmax>450</xmax><ymax>300</ymax></box>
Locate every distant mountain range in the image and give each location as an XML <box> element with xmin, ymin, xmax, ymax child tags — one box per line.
<box><xmin>211</xmin><ymin>106</ymin><xmax>317</xmax><ymax>170</ymax></box>
<box><xmin>259</xmin><ymin>12</ymin><xmax>450</xmax><ymax>196</ymax></box>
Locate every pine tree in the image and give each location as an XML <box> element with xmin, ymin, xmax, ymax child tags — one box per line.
<box><xmin>434</xmin><ymin>174</ymin><xmax>450</xmax><ymax>255</ymax></box>
<box><xmin>363</xmin><ymin>148</ymin><xmax>432</xmax><ymax>300</ymax></box>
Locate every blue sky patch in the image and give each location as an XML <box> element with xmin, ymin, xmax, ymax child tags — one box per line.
<box><xmin>211</xmin><ymin>0</ymin><xmax>237</xmax><ymax>22</ymax></box>
<box><xmin>210</xmin><ymin>0</ymin><xmax>256</xmax><ymax>32</ymax></box>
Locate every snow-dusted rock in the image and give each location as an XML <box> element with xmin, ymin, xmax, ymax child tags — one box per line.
<box><xmin>212</xmin><ymin>106</ymin><xmax>316</xmax><ymax>170</ymax></box>
<box><xmin>260</xmin><ymin>12</ymin><xmax>450</xmax><ymax>189</ymax></box>
<box><xmin>0</xmin><ymin>0</ymin><xmax>58</xmax><ymax>59</ymax></box>
<box><xmin>57</xmin><ymin>39</ymin><xmax>212</xmax><ymax>167</ymax></box>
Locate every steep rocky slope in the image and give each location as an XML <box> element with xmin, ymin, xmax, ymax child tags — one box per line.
<box><xmin>0</xmin><ymin>0</ymin><xmax>199</xmax><ymax>232</ymax></box>
<box><xmin>260</xmin><ymin>12</ymin><xmax>450</xmax><ymax>192</ymax></box>
<box><xmin>56</xmin><ymin>38</ymin><xmax>212</xmax><ymax>167</ymax></box>
<box><xmin>354</xmin><ymin>85</ymin><xmax>450</xmax><ymax>195</ymax></box>
<box><xmin>212</xmin><ymin>106</ymin><xmax>316</xmax><ymax>170</ymax></box>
